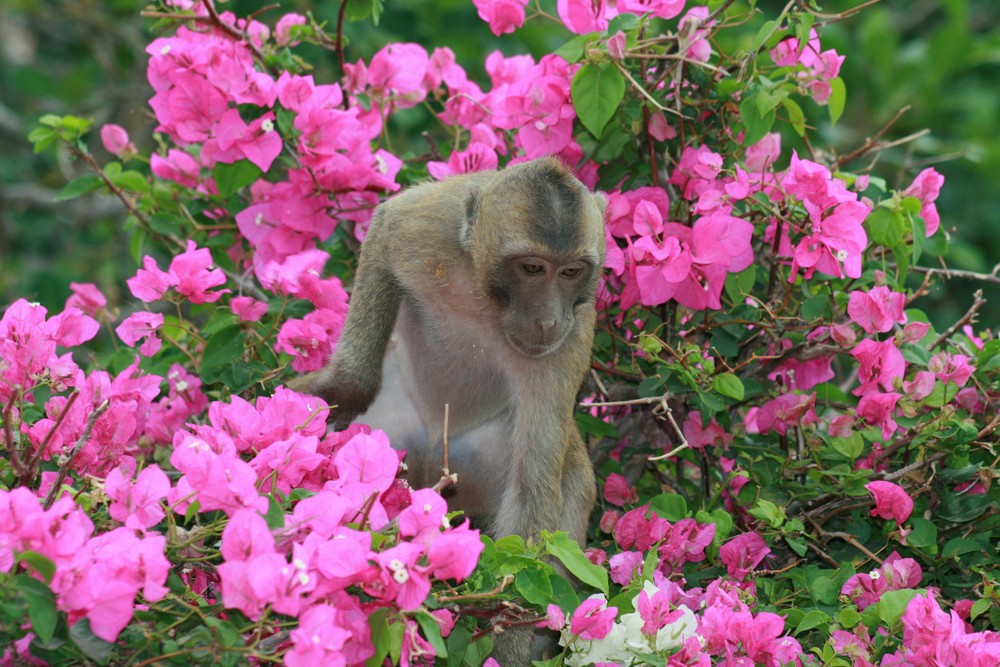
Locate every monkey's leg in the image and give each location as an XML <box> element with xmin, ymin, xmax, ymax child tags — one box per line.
<box><xmin>559</xmin><ymin>434</ymin><xmax>596</xmax><ymax>544</ymax></box>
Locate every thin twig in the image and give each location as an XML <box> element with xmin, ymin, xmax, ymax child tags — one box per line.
<box><xmin>835</xmin><ymin>105</ymin><xmax>913</xmax><ymax>168</ymax></box>
<box><xmin>2</xmin><ymin>393</ymin><xmax>28</xmax><ymax>480</ymax></box>
<box><xmin>335</xmin><ymin>0</ymin><xmax>349</xmax><ymax>76</ymax></box>
<box><xmin>930</xmin><ymin>289</ymin><xmax>985</xmax><ymax>350</ymax></box>
<box><xmin>432</xmin><ymin>403</ymin><xmax>458</xmax><ymax>493</ymax></box>
<box><xmin>580</xmin><ymin>396</ymin><xmax>661</xmax><ymax>408</ymax></box>
<box><xmin>910</xmin><ymin>264</ymin><xmax>1000</xmax><ymax>287</ymax></box>
<box><xmin>43</xmin><ymin>400</ymin><xmax>111</xmax><ymax>510</ymax></box>
<box><xmin>437</xmin><ymin>574</ymin><xmax>513</xmax><ymax>604</ymax></box>
<box><xmin>28</xmin><ymin>390</ymin><xmax>81</xmax><ymax>469</ymax></box>
<box><xmin>200</xmin><ymin>0</ymin><xmax>274</xmax><ymax>74</ymax></box>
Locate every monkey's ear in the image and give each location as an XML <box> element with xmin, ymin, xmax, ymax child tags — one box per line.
<box><xmin>460</xmin><ymin>188</ymin><xmax>481</xmax><ymax>252</ymax></box>
<box><xmin>593</xmin><ymin>192</ymin><xmax>608</xmax><ymax>218</ymax></box>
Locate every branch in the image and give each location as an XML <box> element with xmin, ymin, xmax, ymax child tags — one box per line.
<box><xmin>648</xmin><ymin>394</ymin><xmax>690</xmax><ymax>461</ymax></box>
<box><xmin>43</xmin><ymin>400</ymin><xmax>110</xmax><ymax>510</ymax></box>
<box><xmin>335</xmin><ymin>0</ymin><xmax>349</xmax><ymax>77</ymax></box>
<box><xmin>929</xmin><ymin>288</ymin><xmax>985</xmax><ymax>350</ymax></box>
<box><xmin>834</xmin><ymin>104</ymin><xmax>914</xmax><ymax>168</ymax></box>
<box><xmin>432</xmin><ymin>403</ymin><xmax>459</xmax><ymax>493</ymax></box>
<box><xmin>910</xmin><ymin>264</ymin><xmax>1000</xmax><ymax>287</ymax></box>
<box><xmin>2</xmin><ymin>392</ymin><xmax>28</xmax><ymax>481</ymax></box>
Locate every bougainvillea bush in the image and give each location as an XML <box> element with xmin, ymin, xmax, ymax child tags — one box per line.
<box><xmin>2</xmin><ymin>0</ymin><xmax>999</xmax><ymax>665</ymax></box>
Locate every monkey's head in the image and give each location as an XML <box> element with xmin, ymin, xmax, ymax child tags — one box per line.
<box><xmin>463</xmin><ymin>157</ymin><xmax>608</xmax><ymax>358</ymax></box>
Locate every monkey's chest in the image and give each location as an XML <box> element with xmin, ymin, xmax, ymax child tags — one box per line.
<box><xmin>355</xmin><ymin>308</ymin><xmax>514</xmax><ymax>519</ymax></box>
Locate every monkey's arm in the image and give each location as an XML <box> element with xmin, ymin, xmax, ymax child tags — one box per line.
<box><xmin>288</xmin><ymin>211</ymin><xmax>401</xmax><ymax>427</ymax></box>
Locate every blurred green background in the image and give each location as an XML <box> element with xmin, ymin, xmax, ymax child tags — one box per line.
<box><xmin>1</xmin><ymin>0</ymin><xmax>998</xmax><ymax>329</ymax></box>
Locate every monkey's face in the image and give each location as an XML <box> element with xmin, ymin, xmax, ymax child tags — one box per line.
<box><xmin>491</xmin><ymin>255</ymin><xmax>595</xmax><ymax>357</ymax></box>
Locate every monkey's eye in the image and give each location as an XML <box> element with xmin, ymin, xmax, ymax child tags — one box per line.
<box><xmin>561</xmin><ymin>267</ymin><xmax>583</xmax><ymax>278</ymax></box>
<box><xmin>521</xmin><ymin>262</ymin><xmax>544</xmax><ymax>275</ymax></box>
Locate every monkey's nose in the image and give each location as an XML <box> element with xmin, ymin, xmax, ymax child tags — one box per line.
<box><xmin>536</xmin><ymin>318</ymin><xmax>557</xmax><ymax>338</ymax></box>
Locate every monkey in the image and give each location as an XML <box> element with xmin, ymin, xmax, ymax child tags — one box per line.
<box><xmin>289</xmin><ymin>156</ymin><xmax>607</xmax><ymax>663</ymax></box>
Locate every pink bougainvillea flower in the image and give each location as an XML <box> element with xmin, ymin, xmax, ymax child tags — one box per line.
<box><xmin>472</xmin><ymin>0</ymin><xmax>528</xmax><ymax>36</ymax></box>
<box><xmin>104</xmin><ymin>460</ymin><xmax>170</xmax><ymax>530</ymax></box>
<box><xmin>841</xmin><ymin>552</ymin><xmax>922</xmax><ymax>610</ymax></box>
<box><xmin>609</xmin><ymin>550</ymin><xmax>643</xmax><ymax>585</ymax></box>
<box><xmin>275</xmin><ymin>13</ymin><xmax>306</xmax><ymax>46</ymax></box>
<box><xmin>169</xmin><ymin>240</ymin><xmax>228</xmax><ymax>304</ymax></box>
<box><xmin>903</xmin><ymin>168</ymin><xmax>945</xmax><ymax>237</ymax></box>
<box><xmin>683</xmin><ymin>413</ymin><xmax>733</xmax><ymax>450</ymax></box>
<box><xmin>847</xmin><ymin>286</ymin><xmax>907</xmax><ymax>334</ymax></box>
<box><xmin>928</xmin><ymin>351</ymin><xmax>975</xmax><ymax>387</ymax></box>
<box><xmin>100</xmin><ymin>123</ymin><xmax>136</xmax><ymax>159</ymax></box>
<box><xmin>126</xmin><ymin>256</ymin><xmax>174</xmax><ymax>303</ymax></box>
<box><xmin>397</xmin><ymin>488</ymin><xmax>448</xmax><ymax>537</ymax></box>
<box><xmin>115</xmin><ymin>311</ymin><xmax>164</xmax><ymax>357</ymax></box>
<box><xmin>426</xmin><ymin>142</ymin><xmax>498</xmax><ymax>180</ymax></box>
<box><xmin>536</xmin><ymin>603</ymin><xmax>566</xmax><ymax>631</ymax></box>
<box><xmin>718</xmin><ymin>531</ymin><xmax>771</xmax><ymax>580</ymax></box>
<box><xmin>618</xmin><ymin>0</ymin><xmax>685</xmax><ymax>20</ymax></box>
<box><xmin>614</xmin><ymin>505</ymin><xmax>670</xmax><ymax>551</ymax></box>
<box><xmin>151</xmin><ymin>149</ymin><xmax>201</xmax><ymax>188</ymax></box>
<box><xmin>866</xmin><ymin>480</ymin><xmax>913</xmax><ymax>524</ymax></box>
<box><xmin>557</xmin><ymin>0</ymin><xmax>614</xmax><ymax>34</ymax></box>
<box><xmin>857</xmin><ymin>391</ymin><xmax>902</xmax><ymax>440</ymax></box>
<box><xmin>230</xmin><ymin>295</ymin><xmax>269</xmax><ymax>322</ymax></box>
<box><xmin>426</xmin><ymin>520</ymin><xmax>484</xmax><ymax>581</ymax></box>
<box><xmin>603</xmin><ymin>473</ymin><xmax>639</xmax><ymax>506</ymax></box>
<box><xmin>570</xmin><ymin>595</ymin><xmax>617</xmax><ymax>640</ymax></box>
<box><xmin>65</xmin><ymin>282</ymin><xmax>108</xmax><ymax>318</ymax></box>
<box><xmin>746</xmin><ymin>391</ymin><xmax>818</xmax><ymax>436</ymax></box>
<box><xmin>851</xmin><ymin>338</ymin><xmax>906</xmax><ymax>396</ymax></box>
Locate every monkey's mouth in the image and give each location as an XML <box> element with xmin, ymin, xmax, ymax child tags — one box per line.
<box><xmin>504</xmin><ymin>332</ymin><xmax>565</xmax><ymax>358</ymax></box>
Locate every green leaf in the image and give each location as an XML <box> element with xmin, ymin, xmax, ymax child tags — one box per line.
<box><xmin>837</xmin><ymin>605</ymin><xmax>862</xmax><ymax>629</ymax></box>
<box><xmin>574</xmin><ymin>412</ymin><xmax>618</xmax><ymax>438</ymax></box>
<box><xmin>366</xmin><ymin>609</ymin><xmax>392</xmax><ymax>667</ymax></box>
<box><xmin>712</xmin><ymin>373</ymin><xmax>744</xmax><ymax>401</ymax></box>
<box><xmin>649</xmin><ymin>493</ymin><xmax>688</xmax><ymax>521</ymax></box>
<box><xmin>782</xmin><ymin>98</ymin><xmax>807</xmax><ymax>136</ymax></box>
<box><xmin>515</xmin><ymin>568</ymin><xmax>555</xmax><ymax>607</ymax></box>
<box><xmin>571</xmin><ymin>63</ymin><xmax>626</xmax><ymax>139</ymax></box>
<box><xmin>264</xmin><ymin>494</ymin><xmax>285</xmax><ymax>530</ymax></box>
<box><xmin>786</xmin><ymin>536</ymin><xmax>808</xmax><ymax>556</ymax></box>
<box><xmin>16</xmin><ymin>550</ymin><xmax>56</xmax><ymax>584</ymax></box>
<box><xmin>607</xmin><ymin>13</ymin><xmax>639</xmax><ymax>33</ymax></box>
<box><xmin>200</xmin><ymin>325</ymin><xmax>246</xmax><ymax>383</ymax></box>
<box><xmin>555</xmin><ymin>34</ymin><xmax>592</xmax><ymax>63</ymax></box>
<box><xmin>906</xmin><ymin>517</ymin><xmax>937</xmax><ymax>552</ymax></box>
<box><xmin>795</xmin><ymin>609</ymin><xmax>830</xmax><ymax>634</ymax></box>
<box><xmin>148</xmin><ymin>213</ymin><xmax>182</xmax><ymax>237</ymax></box>
<box><xmin>545</xmin><ymin>532</ymin><xmax>608</xmax><ymax>595</ymax></box>
<box><xmin>69</xmin><ymin>618</ymin><xmax>114</xmax><ymax>665</ymax></box>
<box><xmin>739</xmin><ymin>93</ymin><xmax>777</xmax><ymax>146</ymax></box>
<box><xmin>695</xmin><ymin>509</ymin><xmax>733</xmax><ymax>543</ymax></box>
<box><xmin>749</xmin><ymin>498</ymin><xmax>785</xmax><ymax>528</ymax></box>
<box><xmin>213</xmin><ymin>159</ymin><xmax>262</xmax><ymax>197</ymax></box>
<box><xmin>109</xmin><ymin>169</ymin><xmax>149</xmax><ymax>193</ymax></box>
<box><xmin>970</xmin><ymin>597</ymin><xmax>991</xmax><ymax>620</ymax></box>
<box><xmin>55</xmin><ymin>174</ymin><xmax>104</xmax><ymax>201</ymax></box>
<box><xmin>753</xmin><ymin>19</ymin><xmax>781</xmax><ymax>53</ymax></box>
<box><xmin>14</xmin><ymin>575</ymin><xmax>59</xmax><ymax>644</ymax></box>
<box><xmin>878</xmin><ymin>589</ymin><xmax>922</xmax><ymax>627</ymax></box>
<box><xmin>866</xmin><ymin>207</ymin><xmax>905</xmax><ymax>248</ymax></box>
<box><xmin>830</xmin><ymin>432</ymin><xmax>864</xmax><ymax>459</ymax></box>
<box><xmin>414</xmin><ymin>611</ymin><xmax>448</xmax><ymax>659</ymax></box>
<box><xmin>909</xmin><ymin>210</ymin><xmax>927</xmax><ymax>265</ymax></box>
<box><xmin>828</xmin><ymin>77</ymin><xmax>846</xmax><ymax>125</ymax></box>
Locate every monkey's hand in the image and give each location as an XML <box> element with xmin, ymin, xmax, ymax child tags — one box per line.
<box><xmin>285</xmin><ymin>366</ymin><xmax>378</xmax><ymax>430</ymax></box>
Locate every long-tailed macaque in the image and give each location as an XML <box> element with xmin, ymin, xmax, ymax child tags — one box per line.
<box><xmin>290</xmin><ymin>157</ymin><xmax>606</xmax><ymax>662</ymax></box>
